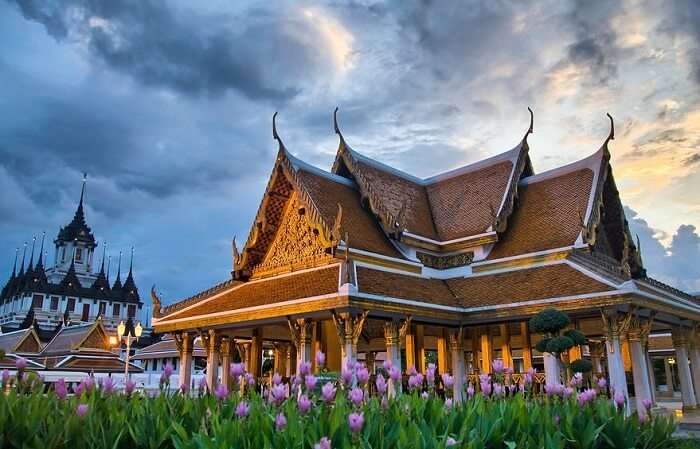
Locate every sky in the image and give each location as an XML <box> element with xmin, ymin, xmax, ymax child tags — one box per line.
<box><xmin>1</xmin><ymin>0</ymin><xmax>699</xmax><ymax>306</ymax></box>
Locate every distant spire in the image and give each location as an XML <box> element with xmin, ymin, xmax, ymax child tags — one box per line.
<box><xmin>19</xmin><ymin>242</ymin><xmax>27</xmax><ymax>275</ymax></box>
<box><xmin>78</xmin><ymin>172</ymin><xmax>87</xmax><ymax>213</ymax></box>
<box><xmin>128</xmin><ymin>246</ymin><xmax>134</xmax><ymax>276</ymax></box>
<box><xmin>28</xmin><ymin>235</ymin><xmax>36</xmax><ymax>270</ymax></box>
<box><xmin>106</xmin><ymin>254</ymin><xmax>112</xmax><ymax>282</ymax></box>
<box><xmin>112</xmin><ymin>251</ymin><xmax>122</xmax><ymax>290</ymax></box>
<box><xmin>36</xmin><ymin>232</ymin><xmax>46</xmax><ymax>268</ymax></box>
<box><xmin>11</xmin><ymin>247</ymin><xmax>18</xmax><ymax>277</ymax></box>
<box><xmin>99</xmin><ymin>242</ymin><xmax>107</xmax><ymax>274</ymax></box>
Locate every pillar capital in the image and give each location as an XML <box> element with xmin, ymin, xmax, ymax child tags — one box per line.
<box><xmin>220</xmin><ymin>336</ymin><xmax>233</xmax><ymax>356</ymax></box>
<box><xmin>672</xmin><ymin>327</ymin><xmax>692</xmax><ymax>348</ymax></box>
<box><xmin>331</xmin><ymin>310</ymin><xmax>369</xmax><ymax>346</ymax></box>
<box><xmin>383</xmin><ymin>316</ymin><xmax>411</xmax><ymax>346</ymax></box>
<box><xmin>448</xmin><ymin>326</ymin><xmax>464</xmax><ymax>351</ymax></box>
<box><xmin>627</xmin><ymin>317</ymin><xmax>653</xmax><ymax>344</ymax></box>
<box><xmin>174</xmin><ymin>331</ymin><xmax>194</xmax><ymax>355</ymax></box>
<box><xmin>288</xmin><ymin>318</ymin><xmax>314</xmax><ymax>349</ymax></box>
<box><xmin>601</xmin><ymin>310</ymin><xmax>634</xmax><ymax>341</ymax></box>
<box><xmin>200</xmin><ymin>329</ymin><xmax>222</xmax><ymax>354</ymax></box>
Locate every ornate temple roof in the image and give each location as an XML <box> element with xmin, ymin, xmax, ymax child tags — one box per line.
<box><xmin>55</xmin><ymin>177</ymin><xmax>96</xmax><ymax>247</ymax></box>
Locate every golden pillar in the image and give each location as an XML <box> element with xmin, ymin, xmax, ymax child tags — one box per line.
<box><xmin>437</xmin><ymin>328</ymin><xmax>451</xmax><ymax>374</ymax></box>
<box><xmin>480</xmin><ymin>327</ymin><xmax>493</xmax><ymax>374</ymax></box>
<box><xmin>220</xmin><ymin>336</ymin><xmax>233</xmax><ymax>388</ymax></box>
<box><xmin>405</xmin><ymin>324</ymin><xmax>416</xmax><ymax>372</ymax></box>
<box><xmin>499</xmin><ymin>324</ymin><xmax>513</xmax><ymax>369</ymax></box>
<box><xmin>415</xmin><ymin>324</ymin><xmax>426</xmax><ymax>373</ymax></box>
<box><xmin>249</xmin><ymin>328</ymin><xmax>263</xmax><ymax>380</ymax></box>
<box><xmin>174</xmin><ymin>331</ymin><xmax>194</xmax><ymax>392</ymax></box>
<box><xmin>520</xmin><ymin>321</ymin><xmax>533</xmax><ymax>372</ymax></box>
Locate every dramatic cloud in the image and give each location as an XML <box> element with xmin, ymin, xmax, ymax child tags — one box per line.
<box><xmin>1</xmin><ymin>0</ymin><xmax>699</xmax><ymax>303</ymax></box>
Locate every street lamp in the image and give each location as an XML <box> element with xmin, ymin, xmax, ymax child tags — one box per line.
<box><xmin>117</xmin><ymin>320</ymin><xmax>143</xmax><ymax>380</ymax></box>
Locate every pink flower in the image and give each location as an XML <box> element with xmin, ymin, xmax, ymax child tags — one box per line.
<box><xmin>316</xmin><ymin>351</ymin><xmax>326</xmax><ymax>367</ymax></box>
<box><xmin>215</xmin><ymin>383</ymin><xmax>229</xmax><ymax>401</ymax></box>
<box><xmin>481</xmin><ymin>382</ymin><xmax>492</xmax><ymax>396</ymax></box>
<box><xmin>275</xmin><ymin>413</ymin><xmax>287</xmax><ymax>431</ymax></box>
<box><xmin>245</xmin><ymin>373</ymin><xmax>255</xmax><ymax>386</ymax></box>
<box><xmin>381</xmin><ymin>396</ymin><xmax>389</xmax><ymax>409</ymax></box>
<box><xmin>272</xmin><ymin>373</ymin><xmax>283</xmax><ymax>386</ymax></box>
<box><xmin>524</xmin><ymin>373</ymin><xmax>533</xmax><ymax>385</ymax></box>
<box><xmin>597</xmin><ymin>377</ymin><xmax>607</xmax><ymax>390</ymax></box>
<box><xmin>613</xmin><ymin>391</ymin><xmax>626</xmax><ymax>409</ymax></box>
<box><xmin>382</xmin><ymin>360</ymin><xmax>392</xmax><ymax>371</ymax></box>
<box><xmin>467</xmin><ymin>384</ymin><xmax>475</xmax><ymax>398</ymax></box>
<box><xmin>125</xmin><ymin>379</ymin><xmax>136</xmax><ymax>396</ymax></box>
<box><xmin>426</xmin><ymin>365</ymin><xmax>436</xmax><ymax>385</ymax></box>
<box><xmin>163</xmin><ymin>363</ymin><xmax>174</xmax><ymax>378</ymax></box>
<box><xmin>235</xmin><ymin>401</ymin><xmax>249</xmax><ymax>418</ymax></box>
<box><xmin>642</xmin><ymin>398</ymin><xmax>653</xmax><ymax>410</ymax></box>
<box><xmin>321</xmin><ymin>382</ymin><xmax>336</xmax><ymax>403</ymax></box>
<box><xmin>570</xmin><ymin>372</ymin><xmax>583</xmax><ymax>387</ymax></box>
<box><xmin>305</xmin><ymin>374</ymin><xmax>318</xmax><ymax>391</ymax></box>
<box><xmin>1</xmin><ymin>369</ymin><xmax>10</xmax><ymax>386</ymax></box>
<box><xmin>563</xmin><ymin>387</ymin><xmax>574</xmax><ymax>399</ymax></box>
<box><xmin>348</xmin><ymin>412</ymin><xmax>364</xmax><ymax>433</ymax></box>
<box><xmin>389</xmin><ymin>366</ymin><xmax>401</xmax><ymax>382</ymax></box>
<box><xmin>230</xmin><ymin>363</ymin><xmax>245</xmax><ymax>378</ymax></box>
<box><xmin>348</xmin><ymin>387</ymin><xmax>363</xmax><ymax>407</ymax></box>
<box><xmin>198</xmin><ymin>377</ymin><xmax>208</xmax><ymax>392</ymax></box>
<box><xmin>446</xmin><ymin>437</ymin><xmax>457</xmax><ymax>447</ymax></box>
<box><xmin>442</xmin><ymin>373</ymin><xmax>454</xmax><ymax>389</ymax></box>
<box><xmin>299</xmin><ymin>362</ymin><xmax>312</xmax><ymax>376</ymax></box>
<box><xmin>76</xmin><ymin>404</ymin><xmax>88</xmax><ymax>418</ymax></box>
<box><xmin>407</xmin><ymin>365</ymin><xmax>417</xmax><ymax>376</ymax></box>
<box><xmin>83</xmin><ymin>377</ymin><xmax>95</xmax><ymax>392</ymax></box>
<box><xmin>15</xmin><ymin>357</ymin><xmax>27</xmax><ymax>371</ymax></box>
<box><xmin>493</xmin><ymin>383</ymin><xmax>504</xmax><ymax>397</ymax></box>
<box><xmin>271</xmin><ymin>384</ymin><xmax>287</xmax><ymax>404</ymax></box>
<box><xmin>356</xmin><ymin>366</ymin><xmax>370</xmax><ymax>385</ymax></box>
<box><xmin>492</xmin><ymin>359</ymin><xmax>504</xmax><ymax>374</ymax></box>
<box><xmin>73</xmin><ymin>382</ymin><xmax>84</xmax><ymax>396</ymax></box>
<box><xmin>445</xmin><ymin>398</ymin><xmax>453</xmax><ymax>409</ymax></box>
<box><xmin>314</xmin><ymin>437</ymin><xmax>331</xmax><ymax>449</ymax></box>
<box><xmin>101</xmin><ymin>377</ymin><xmax>116</xmax><ymax>395</ymax></box>
<box><xmin>179</xmin><ymin>383</ymin><xmax>189</xmax><ymax>395</ymax></box>
<box><xmin>375</xmin><ymin>374</ymin><xmax>387</xmax><ymax>395</ymax></box>
<box><xmin>408</xmin><ymin>375</ymin><xmax>421</xmax><ymax>391</ymax></box>
<box><xmin>421</xmin><ymin>391</ymin><xmax>429</xmax><ymax>400</ymax></box>
<box><xmin>55</xmin><ymin>378</ymin><xmax>67</xmax><ymax>399</ymax></box>
<box><xmin>298</xmin><ymin>394</ymin><xmax>312</xmax><ymax>413</ymax></box>
<box><xmin>638</xmin><ymin>410</ymin><xmax>648</xmax><ymax>424</ymax></box>
<box><xmin>341</xmin><ymin>369</ymin><xmax>354</xmax><ymax>386</ymax></box>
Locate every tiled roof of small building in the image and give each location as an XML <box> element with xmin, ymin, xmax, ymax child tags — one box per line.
<box><xmin>356</xmin><ymin>263</ymin><xmax>613</xmax><ymax>309</ymax></box>
<box><xmin>160</xmin><ymin>265</ymin><xmax>340</xmax><ymax>321</ymax></box>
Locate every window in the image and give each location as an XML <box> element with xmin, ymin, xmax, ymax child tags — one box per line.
<box><xmin>127</xmin><ymin>305</ymin><xmax>136</xmax><ymax>318</ymax></box>
<box><xmin>50</xmin><ymin>296</ymin><xmax>59</xmax><ymax>311</ymax></box>
<box><xmin>112</xmin><ymin>303</ymin><xmax>121</xmax><ymax>317</ymax></box>
<box><xmin>75</xmin><ymin>248</ymin><xmax>83</xmax><ymax>263</ymax></box>
<box><xmin>66</xmin><ymin>297</ymin><xmax>76</xmax><ymax>312</ymax></box>
<box><xmin>98</xmin><ymin>302</ymin><xmax>106</xmax><ymax>316</ymax></box>
<box><xmin>31</xmin><ymin>294</ymin><xmax>43</xmax><ymax>310</ymax></box>
<box><xmin>61</xmin><ymin>247</ymin><xmax>66</xmax><ymax>263</ymax></box>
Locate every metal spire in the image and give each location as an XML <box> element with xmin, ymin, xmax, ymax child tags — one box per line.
<box><xmin>19</xmin><ymin>242</ymin><xmax>27</xmax><ymax>274</ymax></box>
<box><xmin>36</xmin><ymin>232</ymin><xmax>46</xmax><ymax>267</ymax></box>
<box><xmin>115</xmin><ymin>251</ymin><xmax>122</xmax><ymax>283</ymax></box>
<box><xmin>28</xmin><ymin>235</ymin><xmax>36</xmax><ymax>270</ymax></box>
<box><xmin>128</xmin><ymin>246</ymin><xmax>134</xmax><ymax>275</ymax></box>
<box><xmin>106</xmin><ymin>254</ymin><xmax>112</xmax><ymax>282</ymax></box>
<box><xmin>100</xmin><ymin>242</ymin><xmax>107</xmax><ymax>273</ymax></box>
<box><xmin>79</xmin><ymin>172</ymin><xmax>87</xmax><ymax>210</ymax></box>
<box><xmin>10</xmin><ymin>248</ymin><xmax>18</xmax><ymax>277</ymax></box>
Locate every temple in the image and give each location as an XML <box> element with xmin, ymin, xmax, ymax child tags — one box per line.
<box><xmin>152</xmin><ymin>109</ymin><xmax>700</xmax><ymax>411</ymax></box>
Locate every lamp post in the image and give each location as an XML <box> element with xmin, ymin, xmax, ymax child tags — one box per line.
<box><xmin>117</xmin><ymin>320</ymin><xmax>143</xmax><ymax>381</ymax></box>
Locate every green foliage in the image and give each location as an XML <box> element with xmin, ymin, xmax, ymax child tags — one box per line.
<box><xmin>529</xmin><ymin>308</ymin><xmax>571</xmax><ymax>335</ymax></box>
<box><xmin>565</xmin><ymin>329</ymin><xmax>588</xmax><ymax>346</ymax></box>
<box><xmin>545</xmin><ymin>335</ymin><xmax>575</xmax><ymax>354</ymax></box>
<box><xmin>535</xmin><ymin>338</ymin><xmax>550</xmax><ymax>353</ymax></box>
<box><xmin>570</xmin><ymin>358</ymin><xmax>594</xmax><ymax>374</ymax></box>
<box><xmin>0</xmin><ymin>383</ymin><xmax>680</xmax><ymax>449</ymax></box>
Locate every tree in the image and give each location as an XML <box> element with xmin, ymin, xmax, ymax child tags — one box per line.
<box><xmin>530</xmin><ymin>308</ymin><xmax>591</xmax><ymax>373</ymax></box>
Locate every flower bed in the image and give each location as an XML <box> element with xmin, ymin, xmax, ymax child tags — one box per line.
<box><xmin>0</xmin><ymin>357</ymin><xmax>681</xmax><ymax>449</ymax></box>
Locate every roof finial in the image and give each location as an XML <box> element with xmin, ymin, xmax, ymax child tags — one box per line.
<box><xmin>19</xmin><ymin>241</ymin><xmax>27</xmax><ymax>274</ymax></box>
<box><xmin>28</xmin><ymin>235</ymin><xmax>36</xmax><ymax>270</ymax></box>
<box><xmin>115</xmin><ymin>251</ymin><xmax>122</xmax><ymax>282</ymax></box>
<box><xmin>128</xmin><ymin>246</ymin><xmax>134</xmax><ymax>275</ymax></box>
<box><xmin>106</xmin><ymin>254</ymin><xmax>112</xmax><ymax>282</ymax></box>
<box><xmin>605</xmin><ymin>113</ymin><xmax>614</xmax><ymax>143</ymax></box>
<box><xmin>37</xmin><ymin>232</ymin><xmax>46</xmax><ymax>267</ymax></box>
<box><xmin>79</xmin><ymin>172</ymin><xmax>87</xmax><ymax>208</ymax></box>
<box><xmin>100</xmin><ymin>241</ymin><xmax>107</xmax><ymax>273</ymax></box>
<box><xmin>521</xmin><ymin>107</ymin><xmax>534</xmax><ymax>144</ymax></box>
<box><xmin>636</xmin><ymin>233</ymin><xmax>641</xmax><ymax>251</ymax></box>
<box><xmin>272</xmin><ymin>111</ymin><xmax>280</xmax><ymax>142</ymax></box>
<box><xmin>232</xmin><ymin>236</ymin><xmax>239</xmax><ymax>272</ymax></box>
<box><xmin>11</xmin><ymin>247</ymin><xmax>18</xmax><ymax>277</ymax></box>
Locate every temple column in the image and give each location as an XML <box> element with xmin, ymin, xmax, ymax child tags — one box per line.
<box><xmin>449</xmin><ymin>327</ymin><xmax>466</xmax><ymax>402</ymax></box>
<box><xmin>201</xmin><ymin>329</ymin><xmax>221</xmax><ymax>391</ymax></box>
<box><xmin>405</xmin><ymin>324</ymin><xmax>417</xmax><ymax>372</ymax></box>
<box><xmin>520</xmin><ymin>322</ymin><xmax>533</xmax><ymax>372</ymax></box>
<box><xmin>664</xmin><ymin>357</ymin><xmax>674</xmax><ymax>394</ymax></box>
<box><xmin>499</xmin><ymin>324</ymin><xmax>512</xmax><ymax>369</ymax></box>
<box><xmin>287</xmin><ymin>344</ymin><xmax>296</xmax><ymax>376</ymax></box>
<box><xmin>480</xmin><ymin>327</ymin><xmax>492</xmax><ymax>374</ymax></box>
<box><xmin>590</xmin><ymin>342</ymin><xmax>604</xmax><ymax>375</ymax></box>
<box><xmin>688</xmin><ymin>330</ymin><xmax>700</xmax><ymax>405</ymax></box>
<box><xmin>415</xmin><ymin>324</ymin><xmax>426</xmax><ymax>373</ymax></box>
<box><xmin>384</xmin><ymin>318</ymin><xmax>410</xmax><ymax>397</ymax></box>
<box><xmin>672</xmin><ymin>328</ymin><xmax>698</xmax><ymax>409</ymax></box>
<box><xmin>236</xmin><ymin>341</ymin><xmax>251</xmax><ymax>372</ymax></box>
<box><xmin>273</xmin><ymin>342</ymin><xmax>285</xmax><ymax>375</ymax></box>
<box><xmin>312</xmin><ymin>322</ymin><xmax>323</xmax><ymax>373</ymax></box>
<box><xmin>288</xmin><ymin>318</ymin><xmax>314</xmax><ymax>372</ymax></box>
<box><xmin>645</xmin><ymin>350</ymin><xmax>657</xmax><ymax>404</ymax></box>
<box><xmin>437</xmin><ymin>330</ymin><xmax>450</xmax><ymax>374</ymax></box>
<box><xmin>249</xmin><ymin>328</ymin><xmax>262</xmax><ymax>381</ymax></box>
<box><xmin>331</xmin><ymin>310</ymin><xmax>368</xmax><ymax>370</ymax></box>
<box><xmin>175</xmin><ymin>332</ymin><xmax>194</xmax><ymax>393</ymax></box>
<box><xmin>627</xmin><ymin>318</ymin><xmax>653</xmax><ymax>413</ymax></box>
<box><xmin>543</xmin><ymin>353</ymin><xmax>561</xmax><ymax>387</ymax></box>
<box><xmin>602</xmin><ymin>311</ymin><xmax>631</xmax><ymax>411</ymax></box>
<box><xmin>220</xmin><ymin>336</ymin><xmax>232</xmax><ymax>389</ymax></box>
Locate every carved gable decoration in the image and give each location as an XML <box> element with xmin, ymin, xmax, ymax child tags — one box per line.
<box><xmin>16</xmin><ymin>332</ymin><xmax>41</xmax><ymax>353</ymax></box>
<box><xmin>80</xmin><ymin>325</ymin><xmax>109</xmax><ymax>351</ymax></box>
<box><xmin>255</xmin><ymin>192</ymin><xmax>330</xmax><ymax>275</ymax></box>
<box><xmin>417</xmin><ymin>251</ymin><xmax>474</xmax><ymax>269</ymax></box>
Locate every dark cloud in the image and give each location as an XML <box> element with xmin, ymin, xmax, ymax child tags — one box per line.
<box><xmin>7</xmin><ymin>0</ymin><xmax>338</xmax><ymax>101</ymax></box>
<box><xmin>684</xmin><ymin>153</ymin><xmax>700</xmax><ymax>167</ymax></box>
<box><xmin>626</xmin><ymin>207</ymin><xmax>700</xmax><ymax>292</ymax></box>
<box><xmin>662</xmin><ymin>0</ymin><xmax>700</xmax><ymax>85</ymax></box>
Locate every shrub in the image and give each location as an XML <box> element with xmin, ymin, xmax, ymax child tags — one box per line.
<box><xmin>570</xmin><ymin>358</ymin><xmax>593</xmax><ymax>374</ymax></box>
<box><xmin>529</xmin><ymin>308</ymin><xmax>570</xmax><ymax>335</ymax></box>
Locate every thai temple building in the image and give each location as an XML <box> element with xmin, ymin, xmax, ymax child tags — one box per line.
<box><xmin>0</xmin><ymin>177</ymin><xmax>148</xmax><ymax>338</ymax></box>
<box><xmin>151</xmin><ymin>109</ymin><xmax>700</xmax><ymax>412</ymax></box>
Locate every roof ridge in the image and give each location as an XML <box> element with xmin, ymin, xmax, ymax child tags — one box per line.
<box><xmin>519</xmin><ymin>147</ymin><xmax>604</xmax><ymax>186</ymax></box>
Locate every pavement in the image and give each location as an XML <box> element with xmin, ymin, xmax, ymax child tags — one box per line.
<box><xmin>653</xmin><ymin>397</ymin><xmax>700</xmax><ymax>437</ymax></box>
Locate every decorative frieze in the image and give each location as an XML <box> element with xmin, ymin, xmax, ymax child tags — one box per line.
<box><xmin>416</xmin><ymin>251</ymin><xmax>473</xmax><ymax>269</ymax></box>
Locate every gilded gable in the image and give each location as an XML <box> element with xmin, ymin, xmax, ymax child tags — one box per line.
<box><xmin>254</xmin><ymin>192</ymin><xmax>331</xmax><ymax>277</ymax></box>
<box><xmin>80</xmin><ymin>326</ymin><xmax>109</xmax><ymax>350</ymax></box>
<box><xmin>16</xmin><ymin>333</ymin><xmax>40</xmax><ymax>353</ymax></box>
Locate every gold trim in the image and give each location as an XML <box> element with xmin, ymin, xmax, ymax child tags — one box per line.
<box><xmin>473</xmin><ymin>250</ymin><xmax>570</xmax><ymax>273</ymax></box>
<box><xmin>401</xmin><ymin>233</ymin><xmax>497</xmax><ymax>252</ymax></box>
<box><xmin>350</xmin><ymin>252</ymin><xmax>422</xmax><ymax>274</ymax></box>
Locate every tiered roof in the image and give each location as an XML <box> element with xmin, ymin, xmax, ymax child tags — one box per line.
<box><xmin>153</xmin><ymin>110</ymin><xmax>700</xmax><ymax>331</ymax></box>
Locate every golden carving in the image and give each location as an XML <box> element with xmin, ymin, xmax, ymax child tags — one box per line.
<box><xmin>331</xmin><ymin>310</ymin><xmax>369</xmax><ymax>346</ymax></box>
<box><xmin>417</xmin><ymin>251</ymin><xmax>473</xmax><ymax>269</ymax></box>
<box><xmin>287</xmin><ymin>318</ymin><xmax>314</xmax><ymax>349</ymax></box>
